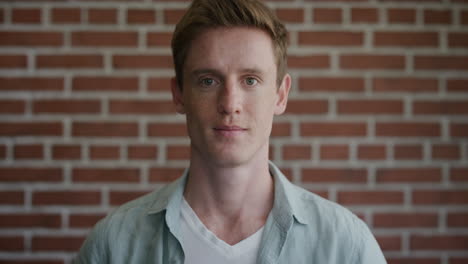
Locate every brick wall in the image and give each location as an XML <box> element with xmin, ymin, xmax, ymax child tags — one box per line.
<box><xmin>0</xmin><ymin>0</ymin><xmax>467</xmax><ymax>263</ymax></box>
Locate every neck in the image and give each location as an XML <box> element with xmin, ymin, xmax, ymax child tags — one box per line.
<box><xmin>183</xmin><ymin>146</ymin><xmax>274</xmax><ymax>244</ymax></box>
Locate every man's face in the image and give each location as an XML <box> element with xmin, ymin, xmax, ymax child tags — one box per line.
<box><xmin>172</xmin><ymin>27</ymin><xmax>290</xmax><ymax>167</ymax></box>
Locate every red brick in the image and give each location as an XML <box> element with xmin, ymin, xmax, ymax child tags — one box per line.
<box><xmin>72</xmin><ymin>122</ymin><xmax>138</xmax><ymax>137</ymax></box>
<box><xmin>0</xmin><ymin>145</ymin><xmax>5</xmax><ymax>159</ymax></box>
<box><xmin>415</xmin><ymin>56</ymin><xmax>468</xmax><ymax>70</ymax></box>
<box><xmin>413</xmin><ymin>190</ymin><xmax>468</xmax><ymax>205</ymax></box>
<box><xmin>52</xmin><ymin>8</ymin><xmax>81</xmax><ymax>23</ymax></box>
<box><xmin>149</xmin><ymin>167</ymin><xmax>184</xmax><ymax>182</ymax></box>
<box><xmin>302</xmin><ymin>168</ymin><xmax>367</xmax><ymax>182</ymax></box>
<box><xmin>127</xmin><ymin>9</ymin><xmax>156</xmax><ymax>24</ymax></box>
<box><xmin>448</xmin><ymin>79</ymin><xmax>468</xmax><ymax>92</ymax></box>
<box><xmin>0</xmin><ymin>99</ymin><xmax>25</xmax><ymax>113</ymax></box>
<box><xmin>0</xmin><ymin>122</ymin><xmax>63</xmax><ymax>136</ymax></box>
<box><xmin>376</xmin><ymin>122</ymin><xmax>440</xmax><ymax>137</ymax></box>
<box><xmin>351</xmin><ymin>8</ymin><xmax>378</xmax><ymax>23</ymax></box>
<box><xmin>320</xmin><ymin>144</ymin><xmax>349</xmax><ymax>160</ymax></box>
<box><xmin>148</xmin><ymin>77</ymin><xmax>172</xmax><ymax>92</ymax></box>
<box><xmin>73</xmin><ymin>76</ymin><xmax>138</xmax><ymax>92</ymax></box>
<box><xmin>451</xmin><ymin>258</ymin><xmax>468</xmax><ymax>264</ymax></box>
<box><xmin>338</xmin><ymin>191</ymin><xmax>404</xmax><ymax>205</ymax></box>
<box><xmin>32</xmin><ymin>236</ymin><xmax>84</xmax><ymax>251</ymax></box>
<box><xmin>394</xmin><ymin>144</ymin><xmax>423</xmax><ymax>160</ymax></box>
<box><xmin>89</xmin><ymin>146</ymin><xmax>120</xmax><ymax>160</ymax></box>
<box><xmin>285</xmin><ymin>100</ymin><xmax>328</xmax><ymax>114</ymax></box>
<box><xmin>376</xmin><ymin>236</ymin><xmax>401</xmax><ymax>251</ymax></box>
<box><xmin>69</xmin><ymin>213</ymin><xmax>106</xmax><ymax>228</ymax></box>
<box><xmin>113</xmin><ymin>55</ymin><xmax>173</xmax><ymax>69</ymax></box>
<box><xmin>414</xmin><ymin>101</ymin><xmax>468</xmax><ymax>115</ymax></box>
<box><xmin>33</xmin><ymin>191</ymin><xmax>101</xmax><ymax>206</ymax></box>
<box><xmin>36</xmin><ymin>54</ymin><xmax>103</xmax><ymax>69</ymax></box>
<box><xmin>377</xmin><ymin>168</ymin><xmax>442</xmax><ymax>183</ymax></box>
<box><xmin>448</xmin><ymin>33</ymin><xmax>468</xmax><ymax>48</ymax></box>
<box><xmin>313</xmin><ymin>8</ymin><xmax>342</xmax><ymax>23</ymax></box>
<box><xmin>358</xmin><ymin>144</ymin><xmax>386</xmax><ymax>160</ymax></box>
<box><xmin>128</xmin><ymin>145</ymin><xmax>158</xmax><ymax>160</ymax></box>
<box><xmin>299</xmin><ymin>77</ymin><xmax>364</xmax><ymax>92</ymax></box>
<box><xmin>33</xmin><ymin>99</ymin><xmax>100</xmax><ymax>114</ymax></box>
<box><xmin>167</xmin><ymin>145</ymin><xmax>190</xmax><ymax>160</ymax></box>
<box><xmin>424</xmin><ymin>9</ymin><xmax>452</xmax><ymax>24</ymax></box>
<box><xmin>0</xmin><ymin>8</ymin><xmax>3</xmax><ymax>23</ymax></box>
<box><xmin>73</xmin><ymin>168</ymin><xmax>139</xmax><ymax>183</ymax></box>
<box><xmin>338</xmin><ymin>99</ymin><xmax>403</xmax><ymax>115</ymax></box>
<box><xmin>450</xmin><ymin>123</ymin><xmax>468</xmax><ymax>137</ymax></box>
<box><xmin>52</xmin><ymin>145</ymin><xmax>81</xmax><ymax>160</ymax></box>
<box><xmin>451</xmin><ymin>168</ymin><xmax>468</xmax><ymax>182</ymax></box>
<box><xmin>340</xmin><ymin>54</ymin><xmax>405</xmax><ymax>70</ymax></box>
<box><xmin>0</xmin><ymin>55</ymin><xmax>27</xmax><ymax>68</ymax></box>
<box><xmin>276</xmin><ymin>8</ymin><xmax>304</xmax><ymax>23</ymax></box>
<box><xmin>14</xmin><ymin>144</ymin><xmax>43</xmax><ymax>159</ymax></box>
<box><xmin>287</xmin><ymin>55</ymin><xmax>330</xmax><ymax>69</ymax></box>
<box><xmin>0</xmin><ymin>236</ymin><xmax>23</xmax><ymax>251</ymax></box>
<box><xmin>373</xmin><ymin>78</ymin><xmax>438</xmax><ymax>93</ymax></box>
<box><xmin>0</xmin><ymin>31</ymin><xmax>63</xmax><ymax>46</ymax></box>
<box><xmin>164</xmin><ymin>9</ymin><xmax>185</xmax><ymax>24</ymax></box>
<box><xmin>283</xmin><ymin>145</ymin><xmax>311</xmax><ymax>160</ymax></box>
<box><xmin>0</xmin><ymin>191</ymin><xmax>24</xmax><ymax>205</ymax></box>
<box><xmin>298</xmin><ymin>31</ymin><xmax>363</xmax><ymax>46</ymax></box>
<box><xmin>0</xmin><ymin>213</ymin><xmax>61</xmax><ymax>228</ymax></box>
<box><xmin>110</xmin><ymin>191</ymin><xmax>150</xmax><ymax>205</ymax></box>
<box><xmin>447</xmin><ymin>212</ymin><xmax>468</xmax><ymax>227</ymax></box>
<box><xmin>388</xmin><ymin>8</ymin><xmax>416</xmax><ymax>23</ymax></box>
<box><xmin>72</xmin><ymin>31</ymin><xmax>138</xmax><ymax>47</ymax></box>
<box><xmin>411</xmin><ymin>235</ymin><xmax>468</xmax><ymax>250</ymax></box>
<box><xmin>374</xmin><ymin>32</ymin><xmax>438</xmax><ymax>47</ymax></box>
<box><xmin>271</xmin><ymin>123</ymin><xmax>291</xmax><ymax>137</ymax></box>
<box><xmin>147</xmin><ymin>32</ymin><xmax>173</xmax><ymax>47</ymax></box>
<box><xmin>12</xmin><ymin>8</ymin><xmax>41</xmax><ymax>24</ymax></box>
<box><xmin>148</xmin><ymin>123</ymin><xmax>188</xmax><ymax>137</ymax></box>
<box><xmin>374</xmin><ymin>213</ymin><xmax>438</xmax><ymax>228</ymax></box>
<box><xmin>109</xmin><ymin>100</ymin><xmax>175</xmax><ymax>114</ymax></box>
<box><xmin>463</xmin><ymin>10</ymin><xmax>468</xmax><ymax>25</ymax></box>
<box><xmin>387</xmin><ymin>257</ymin><xmax>440</xmax><ymax>264</ymax></box>
<box><xmin>432</xmin><ymin>144</ymin><xmax>460</xmax><ymax>160</ymax></box>
<box><xmin>88</xmin><ymin>8</ymin><xmax>117</xmax><ymax>24</ymax></box>
<box><xmin>0</xmin><ymin>77</ymin><xmax>63</xmax><ymax>91</ymax></box>
<box><xmin>301</xmin><ymin>122</ymin><xmax>367</xmax><ymax>137</ymax></box>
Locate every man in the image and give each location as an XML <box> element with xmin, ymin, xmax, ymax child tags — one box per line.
<box><xmin>74</xmin><ymin>0</ymin><xmax>387</xmax><ymax>263</ymax></box>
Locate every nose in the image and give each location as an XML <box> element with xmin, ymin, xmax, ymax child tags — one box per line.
<box><xmin>217</xmin><ymin>80</ymin><xmax>241</xmax><ymax>115</ymax></box>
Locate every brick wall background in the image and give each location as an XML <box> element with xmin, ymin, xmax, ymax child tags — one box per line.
<box><xmin>0</xmin><ymin>0</ymin><xmax>467</xmax><ymax>263</ymax></box>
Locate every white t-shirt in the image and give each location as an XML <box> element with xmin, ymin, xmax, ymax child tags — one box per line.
<box><xmin>180</xmin><ymin>198</ymin><xmax>264</xmax><ymax>264</ymax></box>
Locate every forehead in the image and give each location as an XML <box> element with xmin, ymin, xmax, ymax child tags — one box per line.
<box><xmin>183</xmin><ymin>27</ymin><xmax>277</xmax><ymax>75</ymax></box>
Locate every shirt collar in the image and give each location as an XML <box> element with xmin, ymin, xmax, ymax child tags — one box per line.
<box><xmin>268</xmin><ymin>161</ymin><xmax>309</xmax><ymax>226</ymax></box>
<box><xmin>145</xmin><ymin>161</ymin><xmax>309</xmax><ymax>225</ymax></box>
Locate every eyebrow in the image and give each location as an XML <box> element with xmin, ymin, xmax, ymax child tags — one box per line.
<box><xmin>190</xmin><ymin>68</ymin><xmax>264</xmax><ymax>77</ymax></box>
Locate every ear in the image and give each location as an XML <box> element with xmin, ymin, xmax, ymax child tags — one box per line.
<box><xmin>274</xmin><ymin>73</ymin><xmax>291</xmax><ymax>115</ymax></box>
<box><xmin>171</xmin><ymin>77</ymin><xmax>186</xmax><ymax>114</ymax></box>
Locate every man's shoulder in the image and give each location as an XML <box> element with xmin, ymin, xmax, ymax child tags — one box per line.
<box><xmin>104</xmin><ymin>178</ymin><xmax>181</xmax><ymax>223</ymax></box>
<box><xmin>289</xmin><ymin>182</ymin><xmax>363</xmax><ymax>228</ymax></box>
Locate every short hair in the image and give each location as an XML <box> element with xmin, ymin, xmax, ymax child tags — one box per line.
<box><xmin>171</xmin><ymin>0</ymin><xmax>288</xmax><ymax>88</ymax></box>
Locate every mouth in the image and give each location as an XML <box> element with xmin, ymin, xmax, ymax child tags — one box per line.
<box><xmin>213</xmin><ymin>125</ymin><xmax>247</xmax><ymax>137</ymax></box>
<box><xmin>213</xmin><ymin>125</ymin><xmax>247</xmax><ymax>131</ymax></box>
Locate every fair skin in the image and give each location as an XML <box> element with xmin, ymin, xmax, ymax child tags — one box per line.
<box><xmin>171</xmin><ymin>27</ymin><xmax>291</xmax><ymax>245</ymax></box>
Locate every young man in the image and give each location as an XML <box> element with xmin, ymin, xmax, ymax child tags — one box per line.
<box><xmin>74</xmin><ymin>0</ymin><xmax>387</xmax><ymax>263</ymax></box>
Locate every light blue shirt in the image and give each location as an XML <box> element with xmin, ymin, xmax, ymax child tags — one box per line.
<box><xmin>74</xmin><ymin>162</ymin><xmax>387</xmax><ymax>264</ymax></box>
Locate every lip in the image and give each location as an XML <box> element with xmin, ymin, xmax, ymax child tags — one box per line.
<box><xmin>213</xmin><ymin>125</ymin><xmax>247</xmax><ymax>131</ymax></box>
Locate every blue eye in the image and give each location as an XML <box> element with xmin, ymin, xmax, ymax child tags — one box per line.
<box><xmin>245</xmin><ymin>77</ymin><xmax>258</xmax><ymax>86</ymax></box>
<box><xmin>200</xmin><ymin>78</ymin><xmax>216</xmax><ymax>87</ymax></box>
